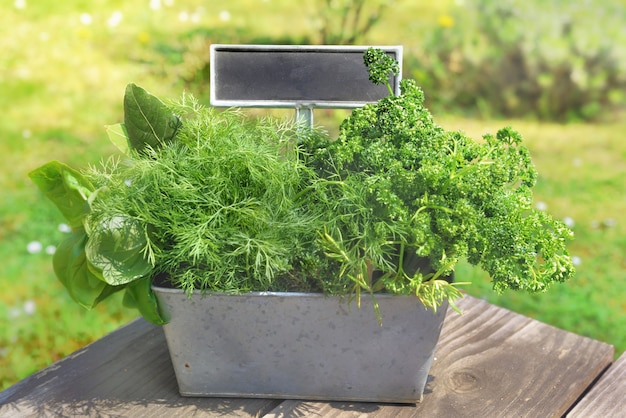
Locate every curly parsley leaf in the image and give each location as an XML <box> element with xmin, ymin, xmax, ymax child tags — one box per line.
<box><xmin>363</xmin><ymin>47</ymin><xmax>400</xmax><ymax>95</ymax></box>
<box><xmin>301</xmin><ymin>48</ymin><xmax>575</xmax><ymax>306</ymax></box>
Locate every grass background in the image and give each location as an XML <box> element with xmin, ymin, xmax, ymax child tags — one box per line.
<box><xmin>1</xmin><ymin>0</ymin><xmax>624</xmax><ymax>390</ymax></box>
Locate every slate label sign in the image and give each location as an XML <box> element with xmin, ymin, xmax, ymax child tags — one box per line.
<box><xmin>210</xmin><ymin>44</ymin><xmax>402</xmax><ymax>108</ymax></box>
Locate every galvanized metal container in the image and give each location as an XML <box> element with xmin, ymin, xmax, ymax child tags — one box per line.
<box><xmin>153</xmin><ymin>287</ymin><xmax>447</xmax><ymax>403</ymax></box>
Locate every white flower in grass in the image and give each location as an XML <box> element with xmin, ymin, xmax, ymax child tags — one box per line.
<box><xmin>602</xmin><ymin>218</ymin><xmax>617</xmax><ymax>228</ymax></box>
<box><xmin>535</xmin><ymin>201</ymin><xmax>548</xmax><ymax>211</ymax></box>
<box><xmin>45</xmin><ymin>245</ymin><xmax>56</xmax><ymax>255</ymax></box>
<box><xmin>108</xmin><ymin>11</ymin><xmax>123</xmax><ymax>27</ymax></box>
<box><xmin>219</xmin><ymin>10</ymin><xmax>231</xmax><ymax>21</ymax></box>
<box><xmin>571</xmin><ymin>256</ymin><xmax>582</xmax><ymax>266</ymax></box>
<box><xmin>591</xmin><ymin>218</ymin><xmax>617</xmax><ymax>229</ymax></box>
<box><xmin>79</xmin><ymin>13</ymin><xmax>93</xmax><ymax>26</ymax></box>
<box><xmin>58</xmin><ymin>223</ymin><xmax>72</xmax><ymax>233</ymax></box>
<box><xmin>562</xmin><ymin>217</ymin><xmax>575</xmax><ymax>228</ymax></box>
<box><xmin>178</xmin><ymin>11</ymin><xmax>189</xmax><ymax>22</ymax></box>
<box><xmin>23</xmin><ymin>300</ymin><xmax>36</xmax><ymax>315</ymax></box>
<box><xmin>27</xmin><ymin>241</ymin><xmax>42</xmax><ymax>254</ymax></box>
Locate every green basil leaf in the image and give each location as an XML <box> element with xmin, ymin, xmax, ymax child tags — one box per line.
<box><xmin>123</xmin><ymin>83</ymin><xmax>181</xmax><ymax>153</ymax></box>
<box><xmin>85</xmin><ymin>215</ymin><xmax>154</xmax><ymax>286</ymax></box>
<box><xmin>53</xmin><ymin>229</ymin><xmax>109</xmax><ymax>309</ymax></box>
<box><xmin>123</xmin><ymin>277</ymin><xmax>167</xmax><ymax>325</ymax></box>
<box><xmin>93</xmin><ymin>282</ymin><xmax>126</xmax><ymax>306</ymax></box>
<box><xmin>105</xmin><ymin>123</ymin><xmax>130</xmax><ymax>155</ymax></box>
<box><xmin>28</xmin><ymin>161</ymin><xmax>94</xmax><ymax>228</ymax></box>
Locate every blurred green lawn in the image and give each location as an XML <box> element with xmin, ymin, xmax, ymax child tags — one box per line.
<box><xmin>1</xmin><ymin>0</ymin><xmax>624</xmax><ymax>390</ymax></box>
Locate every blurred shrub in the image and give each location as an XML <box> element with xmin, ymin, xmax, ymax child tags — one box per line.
<box><xmin>144</xmin><ymin>27</ymin><xmax>243</xmax><ymax>98</ymax></box>
<box><xmin>147</xmin><ymin>28</ymin><xmax>313</xmax><ymax>98</ymax></box>
<box><xmin>314</xmin><ymin>0</ymin><xmax>396</xmax><ymax>44</ymax></box>
<box><xmin>145</xmin><ymin>0</ymin><xmax>395</xmax><ymax>96</ymax></box>
<box><xmin>410</xmin><ymin>0</ymin><xmax>626</xmax><ymax>121</ymax></box>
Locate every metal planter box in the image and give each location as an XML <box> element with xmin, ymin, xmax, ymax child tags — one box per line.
<box><xmin>153</xmin><ymin>287</ymin><xmax>447</xmax><ymax>403</ymax></box>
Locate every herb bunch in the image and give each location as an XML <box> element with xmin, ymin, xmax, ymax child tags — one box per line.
<box><xmin>300</xmin><ymin>48</ymin><xmax>575</xmax><ymax>310</ymax></box>
<box><xmin>86</xmin><ymin>97</ymin><xmax>325</xmax><ymax>297</ymax></box>
<box><xmin>30</xmin><ymin>50</ymin><xmax>576</xmax><ymax>325</ymax></box>
<box><xmin>30</xmin><ymin>85</ymin><xmax>334</xmax><ymax>324</ymax></box>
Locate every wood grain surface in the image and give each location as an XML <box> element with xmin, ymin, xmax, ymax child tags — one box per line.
<box><xmin>0</xmin><ymin>296</ymin><xmax>616</xmax><ymax>418</ymax></box>
<box><xmin>567</xmin><ymin>352</ymin><xmax>626</xmax><ymax>417</ymax></box>
<box><xmin>262</xmin><ymin>297</ymin><xmax>615</xmax><ymax>418</ymax></box>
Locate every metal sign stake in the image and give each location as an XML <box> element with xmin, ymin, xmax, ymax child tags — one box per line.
<box><xmin>295</xmin><ymin>106</ymin><xmax>314</xmax><ymax>129</ymax></box>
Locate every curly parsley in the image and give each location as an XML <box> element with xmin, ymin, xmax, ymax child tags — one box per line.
<box><xmin>300</xmin><ymin>48</ymin><xmax>575</xmax><ymax>310</ymax></box>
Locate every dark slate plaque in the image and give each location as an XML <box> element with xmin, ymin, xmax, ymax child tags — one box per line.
<box><xmin>210</xmin><ymin>45</ymin><xmax>402</xmax><ymax>108</ymax></box>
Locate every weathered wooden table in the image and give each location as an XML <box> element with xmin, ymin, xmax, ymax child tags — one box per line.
<box><xmin>0</xmin><ymin>296</ymin><xmax>621</xmax><ymax>417</ymax></box>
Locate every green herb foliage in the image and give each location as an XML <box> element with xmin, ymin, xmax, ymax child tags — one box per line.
<box><xmin>85</xmin><ymin>95</ymin><xmax>326</xmax><ymax>299</ymax></box>
<box><xmin>28</xmin><ymin>161</ymin><xmax>124</xmax><ymax>310</ymax></box>
<box><xmin>299</xmin><ymin>48</ymin><xmax>575</xmax><ymax>310</ymax></box>
<box><xmin>30</xmin><ymin>51</ymin><xmax>576</xmax><ymax>325</ymax></box>
<box><xmin>363</xmin><ymin>47</ymin><xmax>400</xmax><ymax>95</ymax></box>
<box><xmin>30</xmin><ymin>86</ymin><xmax>333</xmax><ymax>325</ymax></box>
<box><xmin>123</xmin><ymin>83</ymin><xmax>182</xmax><ymax>154</ymax></box>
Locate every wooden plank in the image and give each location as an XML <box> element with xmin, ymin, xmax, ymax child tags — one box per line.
<box><xmin>567</xmin><ymin>352</ymin><xmax>626</xmax><ymax>417</ymax></box>
<box><xmin>425</xmin><ymin>296</ymin><xmax>614</xmax><ymax>417</ymax></box>
<box><xmin>265</xmin><ymin>296</ymin><xmax>614</xmax><ymax>418</ymax></box>
<box><xmin>0</xmin><ymin>296</ymin><xmax>614</xmax><ymax>417</ymax></box>
<box><xmin>0</xmin><ymin>319</ymin><xmax>281</xmax><ymax>418</ymax></box>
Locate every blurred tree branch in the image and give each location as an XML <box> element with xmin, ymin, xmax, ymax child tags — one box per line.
<box><xmin>318</xmin><ymin>0</ymin><xmax>396</xmax><ymax>45</ymax></box>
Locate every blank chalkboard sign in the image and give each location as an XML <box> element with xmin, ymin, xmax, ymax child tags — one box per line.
<box><xmin>210</xmin><ymin>44</ymin><xmax>402</xmax><ymax>109</ymax></box>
